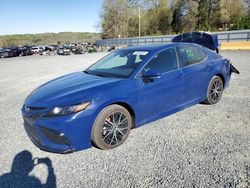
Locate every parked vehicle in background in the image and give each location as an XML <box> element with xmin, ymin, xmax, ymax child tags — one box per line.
<box><xmin>3</xmin><ymin>47</ymin><xmax>20</xmax><ymax>58</ymax></box>
<box><xmin>115</xmin><ymin>45</ymin><xmax>128</xmax><ymax>50</ymax></box>
<box><xmin>57</xmin><ymin>46</ymin><xmax>71</xmax><ymax>55</ymax></box>
<box><xmin>1</xmin><ymin>46</ymin><xmax>32</xmax><ymax>58</ymax></box>
<box><xmin>72</xmin><ymin>44</ymin><xmax>85</xmax><ymax>54</ymax></box>
<box><xmin>31</xmin><ymin>46</ymin><xmax>43</xmax><ymax>54</ymax></box>
<box><xmin>87</xmin><ymin>47</ymin><xmax>97</xmax><ymax>53</ymax></box>
<box><xmin>86</xmin><ymin>45</ymin><xmax>96</xmax><ymax>53</ymax></box>
<box><xmin>39</xmin><ymin>46</ymin><xmax>55</xmax><ymax>56</ymax></box>
<box><xmin>0</xmin><ymin>48</ymin><xmax>6</xmax><ymax>58</ymax></box>
<box><xmin>1</xmin><ymin>42</ymin><xmax>105</xmax><ymax>59</ymax></box>
<box><xmin>107</xmin><ymin>45</ymin><xmax>115</xmax><ymax>52</ymax></box>
<box><xmin>45</xmin><ymin>46</ymin><xmax>55</xmax><ymax>51</ymax></box>
<box><xmin>18</xmin><ymin>46</ymin><xmax>33</xmax><ymax>56</ymax></box>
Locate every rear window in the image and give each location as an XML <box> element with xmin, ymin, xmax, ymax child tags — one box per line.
<box><xmin>177</xmin><ymin>45</ymin><xmax>207</xmax><ymax>67</ymax></box>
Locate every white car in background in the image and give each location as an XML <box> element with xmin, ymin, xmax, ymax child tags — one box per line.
<box><xmin>31</xmin><ymin>46</ymin><xmax>43</xmax><ymax>54</ymax></box>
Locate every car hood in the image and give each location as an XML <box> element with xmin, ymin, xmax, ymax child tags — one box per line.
<box><xmin>25</xmin><ymin>72</ymin><xmax>121</xmax><ymax>107</ymax></box>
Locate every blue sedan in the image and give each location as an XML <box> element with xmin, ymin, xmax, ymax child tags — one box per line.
<box><xmin>22</xmin><ymin>40</ymin><xmax>239</xmax><ymax>153</ymax></box>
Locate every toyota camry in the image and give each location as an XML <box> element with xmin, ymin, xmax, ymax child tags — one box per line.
<box><xmin>21</xmin><ymin>32</ymin><xmax>239</xmax><ymax>153</ymax></box>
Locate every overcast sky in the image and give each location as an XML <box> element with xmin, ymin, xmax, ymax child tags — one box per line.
<box><xmin>0</xmin><ymin>0</ymin><xmax>103</xmax><ymax>35</ymax></box>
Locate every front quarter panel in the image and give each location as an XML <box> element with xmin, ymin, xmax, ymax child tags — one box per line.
<box><xmin>92</xmin><ymin>78</ymin><xmax>141</xmax><ymax>125</ymax></box>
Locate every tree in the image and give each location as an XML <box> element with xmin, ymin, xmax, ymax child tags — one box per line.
<box><xmin>232</xmin><ymin>9</ymin><xmax>250</xmax><ymax>29</ymax></box>
<box><xmin>157</xmin><ymin>0</ymin><xmax>172</xmax><ymax>34</ymax></box>
<box><xmin>100</xmin><ymin>0</ymin><xmax>142</xmax><ymax>39</ymax></box>
<box><xmin>221</xmin><ymin>0</ymin><xmax>244</xmax><ymax>30</ymax></box>
<box><xmin>100</xmin><ymin>1</ymin><xmax>118</xmax><ymax>39</ymax></box>
<box><xmin>171</xmin><ymin>0</ymin><xmax>197</xmax><ymax>33</ymax></box>
<box><xmin>143</xmin><ymin>0</ymin><xmax>172</xmax><ymax>35</ymax></box>
<box><xmin>172</xmin><ymin>0</ymin><xmax>188</xmax><ymax>33</ymax></box>
<box><xmin>195</xmin><ymin>0</ymin><xmax>221</xmax><ymax>31</ymax></box>
<box><xmin>99</xmin><ymin>0</ymin><xmax>250</xmax><ymax>39</ymax></box>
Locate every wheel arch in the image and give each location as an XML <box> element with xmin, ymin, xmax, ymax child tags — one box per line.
<box><xmin>214</xmin><ymin>73</ymin><xmax>225</xmax><ymax>87</ymax></box>
<box><xmin>94</xmin><ymin>99</ymin><xmax>137</xmax><ymax>129</ymax></box>
<box><xmin>110</xmin><ymin>102</ymin><xmax>136</xmax><ymax>129</ymax></box>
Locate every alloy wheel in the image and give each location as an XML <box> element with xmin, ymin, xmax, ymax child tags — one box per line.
<box><xmin>102</xmin><ymin>112</ymin><xmax>129</xmax><ymax>146</ymax></box>
<box><xmin>210</xmin><ymin>79</ymin><xmax>223</xmax><ymax>103</ymax></box>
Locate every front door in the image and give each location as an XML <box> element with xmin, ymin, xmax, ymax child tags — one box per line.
<box><xmin>138</xmin><ymin>47</ymin><xmax>185</xmax><ymax>122</ymax></box>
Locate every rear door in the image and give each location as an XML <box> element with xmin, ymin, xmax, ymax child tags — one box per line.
<box><xmin>176</xmin><ymin>45</ymin><xmax>210</xmax><ymax>103</ymax></box>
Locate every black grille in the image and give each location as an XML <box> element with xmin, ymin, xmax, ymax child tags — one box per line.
<box><xmin>40</xmin><ymin>127</ymin><xmax>71</xmax><ymax>146</ymax></box>
<box><xmin>24</xmin><ymin>116</ymin><xmax>39</xmax><ymax>125</ymax></box>
<box><xmin>31</xmin><ymin>115</ymin><xmax>40</xmax><ymax>120</ymax></box>
<box><xmin>24</xmin><ymin>121</ymin><xmax>40</xmax><ymax>144</ymax></box>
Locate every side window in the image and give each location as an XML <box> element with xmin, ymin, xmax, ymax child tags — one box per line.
<box><xmin>143</xmin><ymin>48</ymin><xmax>178</xmax><ymax>74</ymax></box>
<box><xmin>177</xmin><ymin>45</ymin><xmax>207</xmax><ymax>67</ymax></box>
<box><xmin>135</xmin><ymin>55</ymin><xmax>145</xmax><ymax>63</ymax></box>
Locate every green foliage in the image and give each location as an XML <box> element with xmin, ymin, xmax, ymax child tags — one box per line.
<box><xmin>100</xmin><ymin>0</ymin><xmax>249</xmax><ymax>38</ymax></box>
<box><xmin>232</xmin><ymin>10</ymin><xmax>250</xmax><ymax>29</ymax></box>
<box><xmin>0</xmin><ymin>32</ymin><xmax>100</xmax><ymax>47</ymax></box>
<box><xmin>171</xmin><ymin>0</ymin><xmax>188</xmax><ymax>33</ymax></box>
<box><xmin>195</xmin><ymin>0</ymin><xmax>221</xmax><ymax>31</ymax></box>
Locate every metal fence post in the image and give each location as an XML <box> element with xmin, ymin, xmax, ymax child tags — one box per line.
<box><xmin>227</xmin><ymin>33</ymin><xmax>230</xmax><ymax>42</ymax></box>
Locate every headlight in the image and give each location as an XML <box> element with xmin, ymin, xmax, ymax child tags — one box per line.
<box><xmin>45</xmin><ymin>101</ymin><xmax>91</xmax><ymax>117</ymax></box>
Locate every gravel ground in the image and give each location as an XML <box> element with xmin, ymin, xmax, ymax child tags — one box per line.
<box><xmin>0</xmin><ymin>51</ymin><xmax>249</xmax><ymax>188</ymax></box>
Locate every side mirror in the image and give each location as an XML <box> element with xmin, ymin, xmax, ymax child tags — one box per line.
<box><xmin>142</xmin><ymin>69</ymin><xmax>161</xmax><ymax>79</ymax></box>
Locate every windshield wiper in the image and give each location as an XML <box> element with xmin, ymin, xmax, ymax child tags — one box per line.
<box><xmin>95</xmin><ymin>73</ymin><xmax>109</xmax><ymax>77</ymax></box>
<box><xmin>83</xmin><ymin>70</ymin><xmax>91</xmax><ymax>74</ymax></box>
<box><xmin>83</xmin><ymin>70</ymin><xmax>109</xmax><ymax>77</ymax></box>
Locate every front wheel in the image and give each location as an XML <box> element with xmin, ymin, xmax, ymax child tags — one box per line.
<box><xmin>91</xmin><ymin>105</ymin><xmax>132</xmax><ymax>150</ymax></box>
<box><xmin>203</xmin><ymin>76</ymin><xmax>224</xmax><ymax>104</ymax></box>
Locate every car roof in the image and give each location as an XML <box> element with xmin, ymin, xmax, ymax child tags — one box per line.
<box><xmin>125</xmin><ymin>43</ymin><xmax>200</xmax><ymax>52</ymax></box>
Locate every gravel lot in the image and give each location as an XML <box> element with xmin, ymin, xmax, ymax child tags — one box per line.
<box><xmin>0</xmin><ymin>51</ymin><xmax>249</xmax><ymax>188</ymax></box>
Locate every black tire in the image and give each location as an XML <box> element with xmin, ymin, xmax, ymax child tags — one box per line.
<box><xmin>91</xmin><ymin>104</ymin><xmax>132</xmax><ymax>150</ymax></box>
<box><xmin>203</xmin><ymin>76</ymin><xmax>224</xmax><ymax>104</ymax></box>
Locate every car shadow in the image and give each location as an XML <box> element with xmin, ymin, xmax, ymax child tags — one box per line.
<box><xmin>0</xmin><ymin>150</ymin><xmax>56</xmax><ymax>188</ymax></box>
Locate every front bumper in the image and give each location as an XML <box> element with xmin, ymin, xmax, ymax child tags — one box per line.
<box><xmin>22</xmin><ymin>107</ymin><xmax>95</xmax><ymax>153</ymax></box>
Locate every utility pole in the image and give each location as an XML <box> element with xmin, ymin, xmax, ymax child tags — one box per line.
<box><xmin>139</xmin><ymin>6</ymin><xmax>141</xmax><ymax>38</ymax></box>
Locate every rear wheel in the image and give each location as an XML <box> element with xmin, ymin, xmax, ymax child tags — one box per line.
<box><xmin>203</xmin><ymin>76</ymin><xmax>223</xmax><ymax>104</ymax></box>
<box><xmin>91</xmin><ymin>105</ymin><xmax>132</xmax><ymax>150</ymax></box>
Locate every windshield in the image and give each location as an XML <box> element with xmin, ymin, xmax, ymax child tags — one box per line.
<box><xmin>85</xmin><ymin>49</ymin><xmax>149</xmax><ymax>78</ymax></box>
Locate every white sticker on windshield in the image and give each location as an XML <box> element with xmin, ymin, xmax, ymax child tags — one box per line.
<box><xmin>132</xmin><ymin>51</ymin><xmax>148</xmax><ymax>56</ymax></box>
